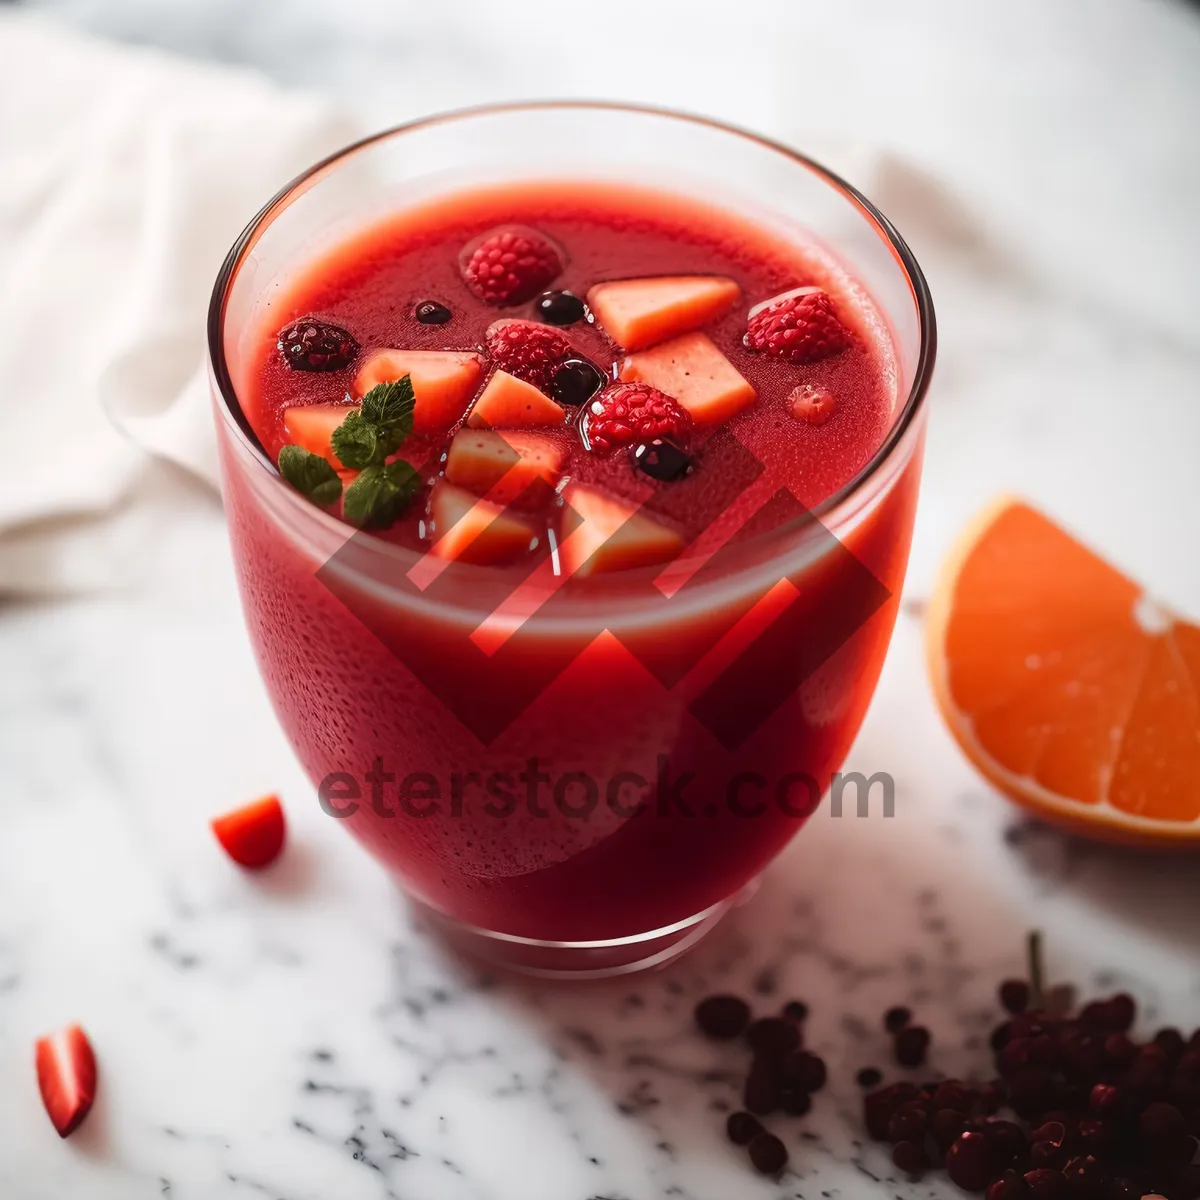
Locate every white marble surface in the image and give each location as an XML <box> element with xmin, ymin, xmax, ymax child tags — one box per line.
<box><xmin>3</xmin><ymin>1</ymin><xmax>1200</xmax><ymax>1197</ymax></box>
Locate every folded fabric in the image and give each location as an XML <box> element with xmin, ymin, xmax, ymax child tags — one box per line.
<box><xmin>0</xmin><ymin>12</ymin><xmax>356</xmax><ymax>594</ymax></box>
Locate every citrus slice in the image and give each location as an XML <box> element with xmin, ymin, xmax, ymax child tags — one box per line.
<box><xmin>927</xmin><ymin>497</ymin><xmax>1200</xmax><ymax>847</ymax></box>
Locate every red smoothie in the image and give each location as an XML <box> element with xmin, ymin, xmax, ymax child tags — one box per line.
<box><xmin>218</xmin><ymin>179</ymin><xmax>922</xmax><ymax>944</ymax></box>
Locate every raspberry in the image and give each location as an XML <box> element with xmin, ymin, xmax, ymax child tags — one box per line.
<box><xmin>460</xmin><ymin>226</ymin><xmax>564</xmax><ymax>306</ymax></box>
<box><xmin>277</xmin><ymin>318</ymin><xmax>358</xmax><ymax>372</ymax></box>
<box><xmin>485</xmin><ymin>320</ymin><xmax>575</xmax><ymax>393</ymax></box>
<box><xmin>583</xmin><ymin>382</ymin><xmax>690</xmax><ymax>454</ymax></box>
<box><xmin>744</xmin><ymin>288</ymin><xmax>851</xmax><ymax>365</ymax></box>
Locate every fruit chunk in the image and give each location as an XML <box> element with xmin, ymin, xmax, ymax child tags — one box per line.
<box><xmin>587</xmin><ymin>275</ymin><xmax>740</xmax><ymax>351</ymax></box>
<box><xmin>619</xmin><ymin>332</ymin><xmax>756</xmax><ymax>425</ymax></box>
<box><xmin>460</xmin><ymin>226</ymin><xmax>564</xmax><ymax>306</ymax></box>
<box><xmin>584</xmin><ymin>382</ymin><xmax>691</xmax><ymax>453</ymax></box>
<box><xmin>428</xmin><ymin>481</ymin><xmax>536</xmax><ymax>565</ymax></box>
<box><xmin>484</xmin><ymin>320</ymin><xmax>575</xmax><ymax>393</ymax></box>
<box><xmin>211</xmin><ymin>795</ymin><xmax>287</xmax><ymax>869</ymax></box>
<box><xmin>560</xmin><ymin>484</ymin><xmax>685</xmax><ymax>577</ymax></box>
<box><xmin>36</xmin><ymin>1024</ymin><xmax>97</xmax><ymax>1138</ymax></box>
<box><xmin>927</xmin><ymin>497</ymin><xmax>1200</xmax><ymax>847</ymax></box>
<box><xmin>467</xmin><ymin>370</ymin><xmax>566</xmax><ymax>429</ymax></box>
<box><xmin>744</xmin><ymin>288</ymin><xmax>851</xmax><ymax>364</ymax></box>
<box><xmin>354</xmin><ymin>350</ymin><xmax>484</xmax><ymax>435</ymax></box>
<box><xmin>283</xmin><ymin>403</ymin><xmax>358</xmax><ymax>464</ymax></box>
<box><xmin>445</xmin><ymin>430</ymin><xmax>563</xmax><ymax>506</ymax></box>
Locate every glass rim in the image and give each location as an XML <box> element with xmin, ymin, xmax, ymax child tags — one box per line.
<box><xmin>207</xmin><ymin>100</ymin><xmax>936</xmax><ymax>584</ymax></box>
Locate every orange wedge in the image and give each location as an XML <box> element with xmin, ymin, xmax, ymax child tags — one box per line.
<box><xmin>927</xmin><ymin>497</ymin><xmax>1200</xmax><ymax>848</ymax></box>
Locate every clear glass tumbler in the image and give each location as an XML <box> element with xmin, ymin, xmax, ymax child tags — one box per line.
<box><xmin>208</xmin><ymin>103</ymin><xmax>935</xmax><ymax>978</ymax></box>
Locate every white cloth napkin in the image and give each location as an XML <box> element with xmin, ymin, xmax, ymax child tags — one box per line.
<box><xmin>0</xmin><ymin>12</ymin><xmax>356</xmax><ymax>594</ymax></box>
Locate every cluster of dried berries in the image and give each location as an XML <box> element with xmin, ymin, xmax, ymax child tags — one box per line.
<box><xmin>865</xmin><ymin>980</ymin><xmax>1200</xmax><ymax>1198</ymax></box>
<box><xmin>694</xmin><ymin>994</ymin><xmax>830</xmax><ymax>1176</ymax></box>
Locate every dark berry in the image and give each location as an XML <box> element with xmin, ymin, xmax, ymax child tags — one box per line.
<box><xmin>1105</xmin><ymin>993</ymin><xmax>1136</xmax><ymax>1032</ymax></box>
<box><xmin>1023</xmin><ymin>1168</ymin><xmax>1069</xmax><ymax>1199</ymax></box>
<box><xmin>550</xmin><ymin>358</ymin><xmax>605</xmax><ymax>408</ymax></box>
<box><xmin>856</xmin><ymin>1067</ymin><xmax>883</xmax><ymax>1089</ymax></box>
<box><xmin>1000</xmin><ymin>979</ymin><xmax>1032</xmax><ymax>1014</ymax></box>
<box><xmin>987</xmin><ymin>1170</ymin><xmax>1031</xmax><ymax>1200</ymax></box>
<box><xmin>1156</xmin><ymin>1028</ymin><xmax>1187</xmax><ymax>1062</ymax></box>
<box><xmin>932</xmin><ymin>1107</ymin><xmax>967</xmax><ymax>1150</ymax></box>
<box><xmin>888</xmin><ymin>1103</ymin><xmax>929</xmax><ymax>1144</ymax></box>
<box><xmin>534</xmin><ymin>290</ymin><xmax>586</xmax><ymax>326</ymax></box>
<box><xmin>694</xmin><ymin>994</ymin><xmax>750</xmax><ymax>1040</ymax></box>
<box><xmin>1089</xmin><ymin>1084</ymin><xmax>1120</xmax><ymax>1114</ymax></box>
<box><xmin>1031</xmin><ymin>1121</ymin><xmax>1066</xmax><ymax>1148</ymax></box>
<box><xmin>743</xmin><ymin>1059</ymin><xmax>780</xmax><ymax>1116</ymax></box>
<box><xmin>987</xmin><ymin>1119</ymin><xmax>1028</xmax><ymax>1164</ymax></box>
<box><xmin>992</xmin><ymin>1021</ymin><xmax>1015</xmax><ymax>1053</ymax></box>
<box><xmin>631</xmin><ymin>438</ymin><xmax>692</xmax><ymax>482</ymax></box>
<box><xmin>780</xmin><ymin>1087</ymin><xmax>813</xmax><ymax>1116</ymax></box>
<box><xmin>1061</xmin><ymin>1154</ymin><xmax>1109</xmax><ymax>1194</ymax></box>
<box><xmin>865</xmin><ymin>1083</ymin><xmax>918</xmax><ymax>1141</ymax></box>
<box><xmin>278</xmin><ymin>318</ymin><xmax>358</xmax><ymax>372</ymax></box>
<box><xmin>747</xmin><ymin>1131</ymin><xmax>788</xmax><ymax>1175</ymax></box>
<box><xmin>414</xmin><ymin>300</ymin><xmax>452</xmax><ymax>325</ymax></box>
<box><xmin>946</xmin><ymin>1129</ymin><xmax>996</xmax><ymax>1191</ymax></box>
<box><xmin>933</xmin><ymin>1081</ymin><xmax>972</xmax><ymax>1113</ymax></box>
<box><xmin>746</xmin><ymin>1017</ymin><xmax>800</xmax><ymax>1059</ymax></box>
<box><xmin>1140</xmin><ymin>1101</ymin><xmax>1186</xmax><ymax>1142</ymax></box>
<box><xmin>978</xmin><ymin>1081</ymin><xmax>1007</xmax><ymax>1115</ymax></box>
<box><xmin>885</xmin><ymin>1006</ymin><xmax>913</xmax><ymax>1033</ymax></box>
<box><xmin>891</xmin><ymin>1140</ymin><xmax>927</xmax><ymax>1175</ymax></box>
<box><xmin>725</xmin><ymin>1110</ymin><xmax>762</xmax><ymax>1146</ymax></box>
<box><xmin>895</xmin><ymin>1025</ymin><xmax>932</xmax><ymax>1068</ymax></box>
<box><xmin>780</xmin><ymin>1050</ymin><xmax>827</xmax><ymax>1093</ymax></box>
<box><xmin>782</xmin><ymin>1000</ymin><xmax>809</xmax><ymax>1022</ymax></box>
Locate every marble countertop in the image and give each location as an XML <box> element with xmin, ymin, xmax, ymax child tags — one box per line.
<box><xmin>3</xmin><ymin>1</ymin><xmax>1200</xmax><ymax>1197</ymax></box>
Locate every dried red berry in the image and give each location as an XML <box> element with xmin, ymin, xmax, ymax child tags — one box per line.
<box><xmin>887</xmin><ymin>1103</ymin><xmax>929</xmax><ymax>1144</ymax></box>
<box><xmin>725</xmin><ymin>1110</ymin><xmax>762</xmax><ymax>1145</ymax></box>
<box><xmin>892</xmin><ymin>1140</ymin><xmax>927</xmax><ymax>1175</ymax></box>
<box><xmin>884</xmin><ymin>1006</ymin><xmax>913</xmax><ymax>1034</ymax></box>
<box><xmin>780</xmin><ymin>1050</ymin><xmax>827</xmax><ymax>1093</ymax></box>
<box><xmin>1000</xmin><ymin>979</ymin><xmax>1032</xmax><ymax>1014</ymax></box>
<box><xmin>747</xmin><ymin>1130</ymin><xmax>788</xmax><ymax>1175</ymax></box>
<box><xmin>743</xmin><ymin>1059</ymin><xmax>780</xmax><ymax>1116</ymax></box>
<box><xmin>694</xmin><ymin>995</ymin><xmax>750</xmax><ymax>1040</ymax></box>
<box><xmin>780</xmin><ymin>1087</ymin><xmax>813</xmax><ymax>1116</ymax></box>
<box><xmin>895</xmin><ymin>1025</ymin><xmax>932</xmax><ymax>1068</ymax></box>
<box><xmin>745</xmin><ymin>1017</ymin><xmax>801</xmax><ymax>1059</ymax></box>
<box><xmin>1023</xmin><ymin>1168</ymin><xmax>1069</xmax><ymax>1199</ymax></box>
<box><xmin>986</xmin><ymin>1171</ymin><xmax>1030</xmax><ymax>1200</ymax></box>
<box><xmin>278</xmin><ymin>318</ymin><xmax>358</xmax><ymax>372</ymax></box>
<box><xmin>945</xmin><ymin>1129</ymin><xmax>996</xmax><ymax>1191</ymax></box>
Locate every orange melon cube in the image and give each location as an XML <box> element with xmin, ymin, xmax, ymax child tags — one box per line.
<box><xmin>587</xmin><ymin>275</ymin><xmax>740</xmax><ymax>351</ymax></box>
<box><xmin>354</xmin><ymin>350</ymin><xmax>484</xmax><ymax>435</ymax></box>
<box><xmin>283</xmin><ymin>403</ymin><xmax>360</xmax><ymax>464</ymax></box>
<box><xmin>560</xmin><ymin>484</ymin><xmax>685</xmax><ymax>577</ymax></box>
<box><xmin>444</xmin><ymin>430</ymin><xmax>563</xmax><ymax>507</ymax></box>
<box><xmin>619</xmin><ymin>331</ymin><xmax>756</xmax><ymax>425</ymax></box>
<box><xmin>466</xmin><ymin>370</ymin><xmax>566</xmax><ymax>429</ymax></box>
<box><xmin>428</xmin><ymin>481</ymin><xmax>536</xmax><ymax>565</ymax></box>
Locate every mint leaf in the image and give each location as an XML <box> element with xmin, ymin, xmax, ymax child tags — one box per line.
<box><xmin>360</xmin><ymin>377</ymin><xmax>415</xmax><ymax>458</ymax></box>
<box><xmin>330</xmin><ymin>410</ymin><xmax>379</xmax><ymax>469</ymax></box>
<box><xmin>278</xmin><ymin>445</ymin><xmax>342</xmax><ymax>507</ymax></box>
<box><xmin>342</xmin><ymin>458</ymin><xmax>421</xmax><ymax>529</ymax></box>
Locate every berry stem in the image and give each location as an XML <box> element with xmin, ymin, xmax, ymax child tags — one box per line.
<box><xmin>1026</xmin><ymin>930</ymin><xmax>1045</xmax><ymax>1010</ymax></box>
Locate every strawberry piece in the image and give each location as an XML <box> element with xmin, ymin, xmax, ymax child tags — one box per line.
<box><xmin>211</xmin><ymin>794</ymin><xmax>286</xmax><ymax>869</ymax></box>
<box><xmin>484</xmin><ymin>320</ymin><xmax>575</xmax><ymax>393</ymax></box>
<box><xmin>467</xmin><ymin>370</ymin><xmax>567</xmax><ymax>429</ymax></box>
<box><xmin>35</xmin><ymin>1024</ymin><xmax>97</xmax><ymax>1138</ymax></box>
<box><xmin>618</xmin><ymin>332</ymin><xmax>756</xmax><ymax>426</ymax></box>
<box><xmin>587</xmin><ymin>275</ymin><xmax>740</xmax><ymax>351</ymax></box>
<box><xmin>583</xmin><ymin>382</ymin><xmax>691</xmax><ymax>454</ymax></box>
<box><xmin>743</xmin><ymin>288</ymin><xmax>852</xmax><ymax>364</ymax></box>
<box><xmin>428</xmin><ymin>481</ymin><xmax>536</xmax><ymax>565</ymax></box>
<box><xmin>460</xmin><ymin>226</ymin><xmax>564</xmax><ymax>306</ymax></box>
<box><xmin>353</xmin><ymin>350</ymin><xmax>484</xmax><ymax>435</ymax></box>
<box><xmin>283</xmin><ymin>403</ymin><xmax>359</xmax><ymax>464</ymax></box>
<box><xmin>560</xmin><ymin>485</ymin><xmax>685</xmax><ymax>577</ymax></box>
<box><xmin>445</xmin><ymin>430</ymin><xmax>563</xmax><ymax>507</ymax></box>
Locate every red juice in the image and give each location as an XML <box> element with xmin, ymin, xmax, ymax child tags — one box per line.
<box><xmin>217</xmin><ymin>179</ymin><xmax>924</xmax><ymax>945</ymax></box>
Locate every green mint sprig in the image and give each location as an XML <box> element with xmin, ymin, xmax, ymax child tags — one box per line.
<box><xmin>277</xmin><ymin>376</ymin><xmax>421</xmax><ymax>528</ymax></box>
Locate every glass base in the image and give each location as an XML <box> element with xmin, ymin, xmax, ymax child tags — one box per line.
<box><xmin>411</xmin><ymin>879</ymin><xmax>761</xmax><ymax>980</ymax></box>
